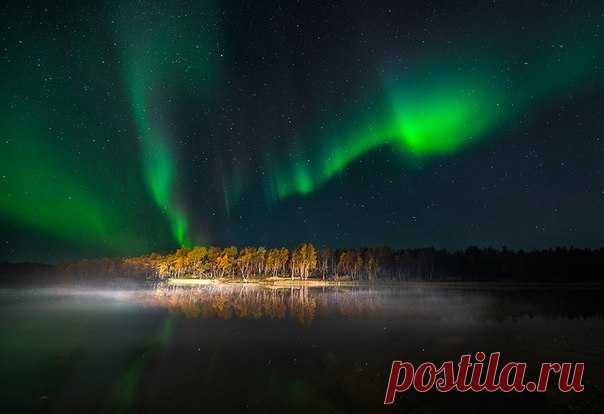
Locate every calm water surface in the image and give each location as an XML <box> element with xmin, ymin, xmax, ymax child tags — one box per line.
<box><xmin>1</xmin><ymin>282</ymin><xmax>603</xmax><ymax>413</ymax></box>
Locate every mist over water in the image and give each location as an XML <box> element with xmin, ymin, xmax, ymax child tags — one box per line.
<box><xmin>1</xmin><ymin>280</ymin><xmax>603</xmax><ymax>413</ymax></box>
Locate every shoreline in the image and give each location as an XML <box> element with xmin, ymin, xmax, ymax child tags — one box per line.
<box><xmin>167</xmin><ymin>277</ymin><xmax>361</xmax><ymax>287</ymax></box>
<box><xmin>165</xmin><ymin>278</ymin><xmax>604</xmax><ymax>290</ymax></box>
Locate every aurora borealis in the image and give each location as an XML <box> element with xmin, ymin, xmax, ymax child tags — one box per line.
<box><xmin>117</xmin><ymin>0</ymin><xmax>221</xmax><ymax>247</ymax></box>
<box><xmin>1</xmin><ymin>1</ymin><xmax>604</xmax><ymax>261</ymax></box>
<box><xmin>261</xmin><ymin>23</ymin><xmax>603</xmax><ymax>200</ymax></box>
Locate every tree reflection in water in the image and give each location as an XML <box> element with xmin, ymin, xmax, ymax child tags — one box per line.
<box><xmin>136</xmin><ymin>284</ymin><xmax>383</xmax><ymax>323</ymax></box>
<box><xmin>133</xmin><ymin>283</ymin><xmax>604</xmax><ymax>323</ymax></box>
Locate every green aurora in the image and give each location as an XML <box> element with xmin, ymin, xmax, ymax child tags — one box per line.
<box><xmin>117</xmin><ymin>0</ymin><xmax>220</xmax><ymax>247</ymax></box>
<box><xmin>1</xmin><ymin>2</ymin><xmax>603</xmax><ymax>257</ymax></box>
<box><xmin>261</xmin><ymin>30</ymin><xmax>603</xmax><ymax>201</ymax></box>
<box><xmin>0</xmin><ymin>115</ymin><xmax>137</xmax><ymax>250</ymax></box>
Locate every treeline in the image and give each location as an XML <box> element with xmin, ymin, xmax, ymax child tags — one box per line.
<box><xmin>58</xmin><ymin>245</ymin><xmax>604</xmax><ymax>283</ymax></box>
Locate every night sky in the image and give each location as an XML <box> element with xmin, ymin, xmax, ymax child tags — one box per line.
<box><xmin>1</xmin><ymin>1</ymin><xmax>603</xmax><ymax>262</ymax></box>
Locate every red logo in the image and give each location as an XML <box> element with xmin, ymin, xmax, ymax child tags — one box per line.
<box><xmin>384</xmin><ymin>352</ymin><xmax>584</xmax><ymax>404</ymax></box>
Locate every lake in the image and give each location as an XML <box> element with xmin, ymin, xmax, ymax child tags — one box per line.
<box><xmin>1</xmin><ymin>282</ymin><xmax>603</xmax><ymax>413</ymax></box>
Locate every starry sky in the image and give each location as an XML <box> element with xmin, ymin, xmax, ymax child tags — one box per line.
<box><xmin>1</xmin><ymin>1</ymin><xmax>604</xmax><ymax>262</ymax></box>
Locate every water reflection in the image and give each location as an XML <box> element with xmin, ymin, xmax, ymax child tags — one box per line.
<box><xmin>135</xmin><ymin>283</ymin><xmax>604</xmax><ymax>323</ymax></box>
<box><xmin>137</xmin><ymin>284</ymin><xmax>383</xmax><ymax>323</ymax></box>
<box><xmin>2</xmin><ymin>283</ymin><xmax>603</xmax><ymax>413</ymax></box>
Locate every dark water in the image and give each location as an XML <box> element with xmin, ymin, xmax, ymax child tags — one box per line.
<box><xmin>1</xmin><ymin>282</ymin><xmax>603</xmax><ymax>413</ymax></box>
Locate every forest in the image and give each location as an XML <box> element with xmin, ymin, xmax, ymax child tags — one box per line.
<box><xmin>56</xmin><ymin>244</ymin><xmax>604</xmax><ymax>283</ymax></box>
